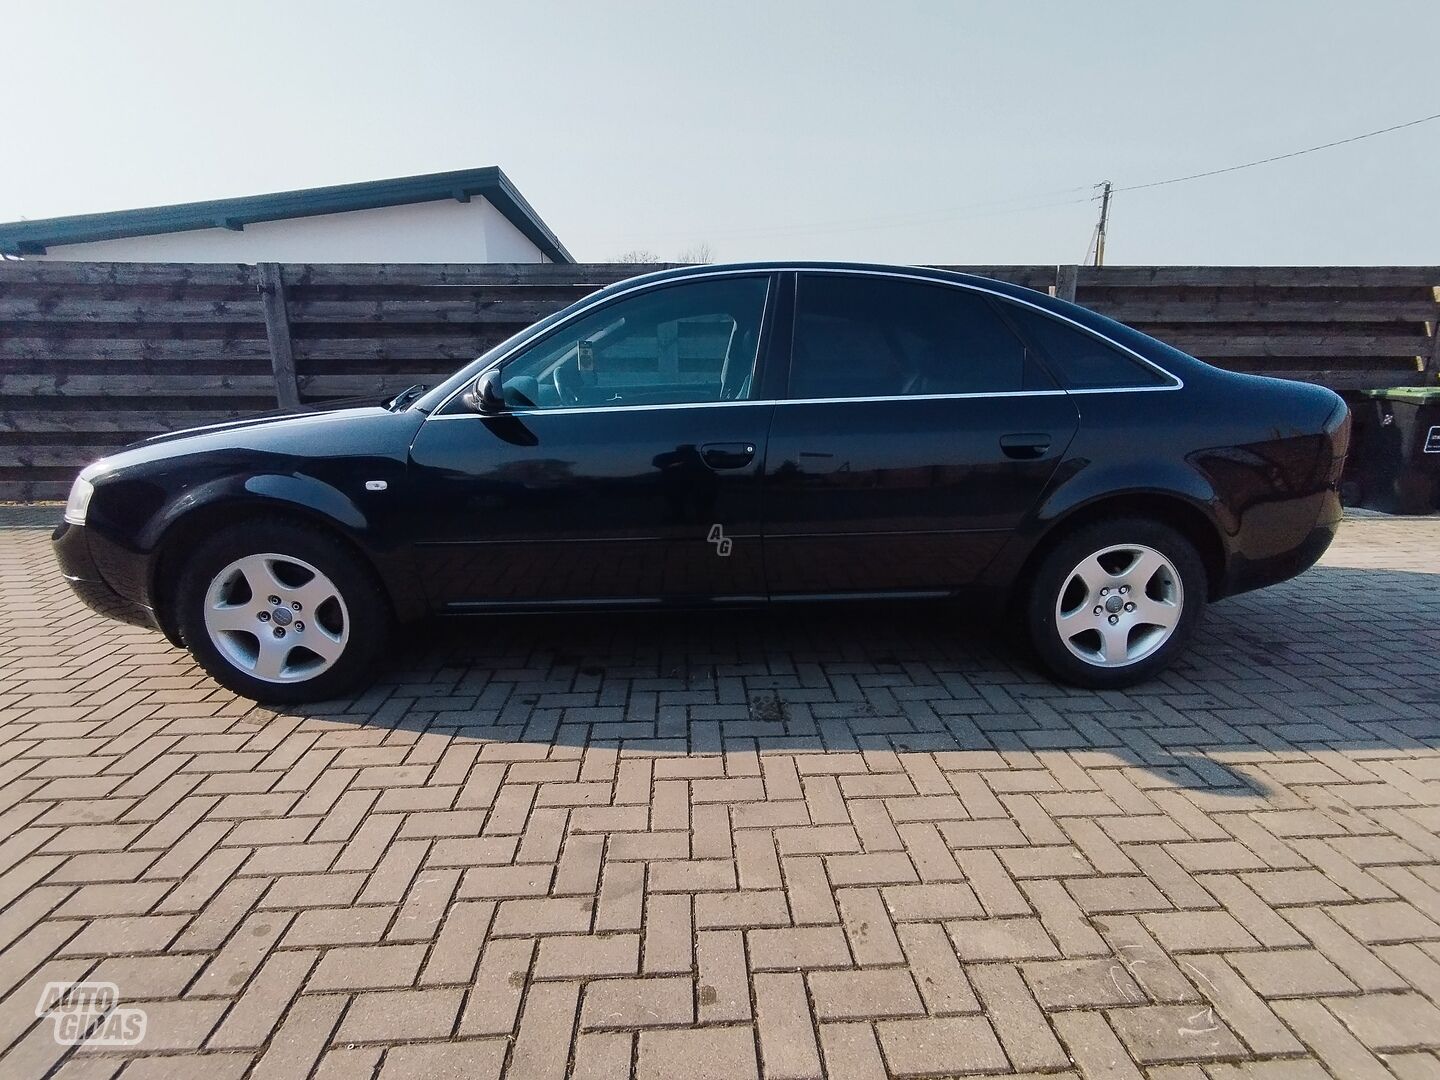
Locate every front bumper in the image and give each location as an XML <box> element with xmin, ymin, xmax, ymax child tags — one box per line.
<box><xmin>52</xmin><ymin>522</ymin><xmax>160</xmax><ymax>631</ymax></box>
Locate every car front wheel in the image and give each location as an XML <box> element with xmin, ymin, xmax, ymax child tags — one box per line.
<box><xmin>175</xmin><ymin>520</ymin><xmax>389</xmax><ymax>703</ymax></box>
<box><xmin>1026</xmin><ymin>517</ymin><xmax>1206</xmax><ymax>689</ymax></box>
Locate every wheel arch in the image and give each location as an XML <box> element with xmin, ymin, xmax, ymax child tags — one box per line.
<box><xmin>149</xmin><ymin>492</ymin><xmax>405</xmax><ymax>647</ymax></box>
<box><xmin>1012</xmin><ymin>490</ymin><xmax>1229</xmax><ymax>605</ymax></box>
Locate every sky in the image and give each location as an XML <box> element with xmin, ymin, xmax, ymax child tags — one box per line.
<box><xmin>2</xmin><ymin>1</ymin><xmax>1437</xmax><ymax>266</ymax></box>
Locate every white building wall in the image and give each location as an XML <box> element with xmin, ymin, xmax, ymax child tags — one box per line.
<box><xmin>26</xmin><ymin>197</ymin><xmax>550</xmax><ymax>263</ymax></box>
<box><xmin>478</xmin><ymin>198</ymin><xmax>551</xmax><ymax>262</ymax></box>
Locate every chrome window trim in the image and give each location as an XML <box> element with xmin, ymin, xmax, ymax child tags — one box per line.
<box><xmin>424</xmin><ymin>389</ymin><xmax>1079</xmax><ymax>421</ymax></box>
<box><xmin>1066</xmin><ymin>385</ymin><xmax>1180</xmax><ymax>396</ymax></box>
<box><xmin>427</xmin><ymin>265</ymin><xmax>1182</xmax><ymax>419</ymax></box>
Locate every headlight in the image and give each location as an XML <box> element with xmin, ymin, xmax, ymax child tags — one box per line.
<box><xmin>63</xmin><ymin>468</ymin><xmax>99</xmax><ymax>525</ymax></box>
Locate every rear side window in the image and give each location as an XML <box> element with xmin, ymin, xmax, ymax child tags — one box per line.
<box><xmin>1003</xmin><ymin>305</ymin><xmax>1170</xmax><ymax>390</ymax></box>
<box><xmin>789</xmin><ymin>275</ymin><xmax>1054</xmax><ymax>399</ymax></box>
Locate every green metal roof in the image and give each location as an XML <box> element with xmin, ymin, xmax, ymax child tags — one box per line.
<box><xmin>0</xmin><ymin>167</ymin><xmax>573</xmax><ymax>262</ymax></box>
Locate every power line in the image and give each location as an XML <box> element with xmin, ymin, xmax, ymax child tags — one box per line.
<box><xmin>1111</xmin><ymin>110</ymin><xmax>1440</xmax><ymax>194</ymax></box>
<box><xmin>603</xmin><ymin>110</ymin><xmax>1439</xmax><ymax>255</ymax></box>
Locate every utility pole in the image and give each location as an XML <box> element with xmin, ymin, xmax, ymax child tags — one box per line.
<box><xmin>1093</xmin><ymin>180</ymin><xmax>1113</xmax><ymax>266</ymax></box>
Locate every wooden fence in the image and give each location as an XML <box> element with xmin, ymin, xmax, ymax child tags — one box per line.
<box><xmin>0</xmin><ymin>260</ymin><xmax>1436</xmax><ymax>501</ymax></box>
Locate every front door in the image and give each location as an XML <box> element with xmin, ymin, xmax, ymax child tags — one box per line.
<box><xmin>407</xmin><ymin>274</ymin><xmax>777</xmax><ymax>608</ymax></box>
<box><xmin>763</xmin><ymin>272</ymin><xmax>1080</xmax><ymax>596</ymax></box>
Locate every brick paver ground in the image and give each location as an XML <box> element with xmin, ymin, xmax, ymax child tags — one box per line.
<box><xmin>1</xmin><ymin>517</ymin><xmax>1438</xmax><ymax>1079</ymax></box>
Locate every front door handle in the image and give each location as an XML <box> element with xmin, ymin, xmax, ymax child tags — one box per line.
<box><xmin>999</xmin><ymin>432</ymin><xmax>1052</xmax><ymax>459</ymax></box>
<box><xmin>700</xmin><ymin>442</ymin><xmax>757</xmax><ymax>470</ymax></box>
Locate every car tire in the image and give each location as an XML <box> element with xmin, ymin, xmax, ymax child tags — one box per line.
<box><xmin>175</xmin><ymin>519</ymin><xmax>390</xmax><ymax>704</ymax></box>
<box><xmin>1025</xmin><ymin>517</ymin><xmax>1206</xmax><ymax>689</ymax></box>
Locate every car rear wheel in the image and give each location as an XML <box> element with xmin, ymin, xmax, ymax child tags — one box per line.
<box><xmin>1026</xmin><ymin>517</ymin><xmax>1206</xmax><ymax>689</ymax></box>
<box><xmin>175</xmin><ymin>520</ymin><xmax>389</xmax><ymax>703</ymax></box>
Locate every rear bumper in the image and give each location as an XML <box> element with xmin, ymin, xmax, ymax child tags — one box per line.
<box><xmin>1210</xmin><ymin>402</ymin><xmax>1349</xmax><ymax>598</ymax></box>
<box><xmin>52</xmin><ymin>522</ymin><xmax>161</xmax><ymax>631</ymax></box>
<box><xmin>1217</xmin><ymin>489</ymin><xmax>1342</xmax><ymax>597</ymax></box>
<box><xmin>1221</xmin><ymin>520</ymin><xmax>1338</xmax><ymax>596</ymax></box>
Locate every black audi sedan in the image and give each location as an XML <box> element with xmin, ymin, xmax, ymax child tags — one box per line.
<box><xmin>54</xmin><ymin>263</ymin><xmax>1349</xmax><ymax>702</ymax></box>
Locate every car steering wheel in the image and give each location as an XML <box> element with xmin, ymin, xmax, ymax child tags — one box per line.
<box><xmin>553</xmin><ymin>363</ymin><xmax>583</xmax><ymax>406</ymax></box>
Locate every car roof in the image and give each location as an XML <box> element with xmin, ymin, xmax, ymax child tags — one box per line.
<box><xmin>593</xmin><ymin>261</ymin><xmax>1054</xmax><ymax>305</ymax></box>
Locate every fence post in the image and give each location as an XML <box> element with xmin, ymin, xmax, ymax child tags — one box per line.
<box><xmin>1427</xmin><ymin>284</ymin><xmax>1440</xmax><ymax>381</ymax></box>
<box><xmin>1053</xmin><ymin>264</ymin><xmax>1079</xmax><ymax>303</ymax></box>
<box><xmin>257</xmin><ymin>263</ymin><xmax>301</xmax><ymax>410</ymax></box>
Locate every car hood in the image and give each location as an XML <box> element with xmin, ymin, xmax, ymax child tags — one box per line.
<box><xmin>86</xmin><ymin>405</ymin><xmax>426</xmax><ymax>479</ymax></box>
<box><xmin>138</xmin><ymin>395</ymin><xmax>393</xmax><ymax>448</ymax></box>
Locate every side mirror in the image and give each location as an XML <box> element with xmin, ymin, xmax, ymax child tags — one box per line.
<box><xmin>462</xmin><ymin>368</ymin><xmax>506</xmax><ymax>414</ymax></box>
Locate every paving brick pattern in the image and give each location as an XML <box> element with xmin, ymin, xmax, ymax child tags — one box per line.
<box><xmin>1</xmin><ymin>518</ymin><xmax>1438</xmax><ymax>1079</ymax></box>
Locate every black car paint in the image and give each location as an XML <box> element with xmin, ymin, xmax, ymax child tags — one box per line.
<box><xmin>53</xmin><ymin>263</ymin><xmax>1348</xmax><ymax>646</ymax></box>
<box><xmin>57</xmin><ymin>407</ymin><xmax>430</xmax><ymax>642</ymax></box>
<box><xmin>761</xmin><ymin>393</ymin><xmax>1081</xmax><ymax>595</ymax></box>
<box><xmin>406</xmin><ymin>403</ymin><xmax>775</xmax><ymax>604</ymax></box>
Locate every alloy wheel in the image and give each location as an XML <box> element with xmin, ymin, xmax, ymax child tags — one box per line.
<box><xmin>1053</xmin><ymin>543</ymin><xmax>1184</xmax><ymax>668</ymax></box>
<box><xmin>202</xmin><ymin>553</ymin><xmax>350</xmax><ymax>684</ymax></box>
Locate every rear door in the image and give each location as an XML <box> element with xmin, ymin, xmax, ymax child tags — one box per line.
<box><xmin>762</xmin><ymin>272</ymin><xmax>1080</xmax><ymax>596</ymax></box>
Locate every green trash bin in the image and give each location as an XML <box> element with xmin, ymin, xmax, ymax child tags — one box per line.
<box><xmin>1354</xmin><ymin>387</ymin><xmax>1440</xmax><ymax>515</ymax></box>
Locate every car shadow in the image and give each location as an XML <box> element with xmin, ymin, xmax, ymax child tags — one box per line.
<box><xmin>265</xmin><ymin>564</ymin><xmax>1440</xmax><ymax>798</ymax></box>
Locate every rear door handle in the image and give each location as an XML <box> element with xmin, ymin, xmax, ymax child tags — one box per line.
<box><xmin>999</xmin><ymin>432</ymin><xmax>1052</xmax><ymax>459</ymax></box>
<box><xmin>700</xmin><ymin>442</ymin><xmax>757</xmax><ymax>470</ymax></box>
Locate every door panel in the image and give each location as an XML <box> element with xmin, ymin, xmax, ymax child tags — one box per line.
<box><xmin>407</xmin><ymin>406</ymin><xmax>772</xmax><ymax>606</ymax></box>
<box><xmin>762</xmin><ymin>272</ymin><xmax>1080</xmax><ymax>596</ymax></box>
<box><xmin>763</xmin><ymin>395</ymin><xmax>1078</xmax><ymax>594</ymax></box>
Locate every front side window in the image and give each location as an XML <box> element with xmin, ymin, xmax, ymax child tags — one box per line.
<box><xmin>1002</xmin><ymin>304</ymin><xmax>1170</xmax><ymax>390</ymax></box>
<box><xmin>788</xmin><ymin>274</ymin><xmax>1053</xmax><ymax>399</ymax></box>
<box><xmin>494</xmin><ymin>276</ymin><xmax>769</xmax><ymax>409</ymax></box>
